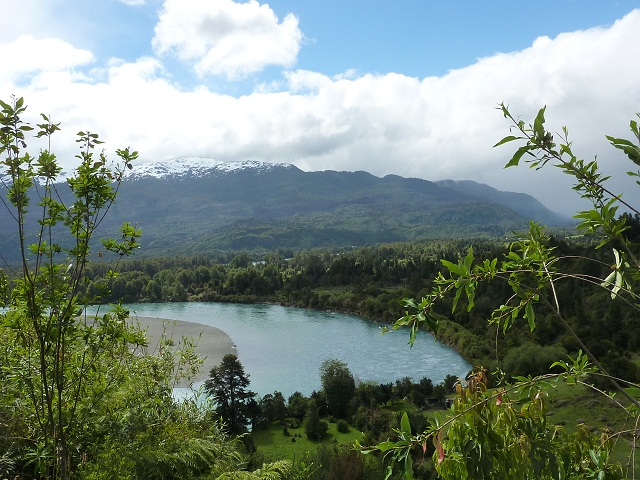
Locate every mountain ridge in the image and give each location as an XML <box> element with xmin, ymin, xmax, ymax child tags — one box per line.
<box><xmin>0</xmin><ymin>158</ymin><xmax>572</xmax><ymax>259</ymax></box>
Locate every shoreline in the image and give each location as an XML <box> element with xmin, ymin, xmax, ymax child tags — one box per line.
<box><xmin>197</xmin><ymin>296</ymin><xmax>468</xmax><ymax>355</ymax></box>
<box><xmin>130</xmin><ymin>299</ymin><xmax>473</xmax><ymax>375</ymax></box>
<box><xmin>131</xmin><ymin>316</ymin><xmax>236</xmax><ymax>387</ymax></box>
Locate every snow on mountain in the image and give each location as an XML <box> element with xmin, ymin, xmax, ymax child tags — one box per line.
<box><xmin>126</xmin><ymin>157</ymin><xmax>296</xmax><ymax>180</ymax></box>
<box><xmin>0</xmin><ymin>158</ymin><xmax>295</xmax><ymax>185</ymax></box>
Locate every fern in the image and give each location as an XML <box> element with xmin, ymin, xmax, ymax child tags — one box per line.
<box><xmin>216</xmin><ymin>460</ymin><xmax>293</xmax><ymax>480</ymax></box>
<box><xmin>134</xmin><ymin>436</ymin><xmax>244</xmax><ymax>479</ymax></box>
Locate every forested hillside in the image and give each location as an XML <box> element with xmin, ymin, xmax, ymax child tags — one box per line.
<box><xmin>0</xmin><ymin>160</ymin><xmax>571</xmax><ymax>260</ymax></box>
<box><xmin>82</xmin><ymin>228</ymin><xmax>640</xmax><ymax>384</ymax></box>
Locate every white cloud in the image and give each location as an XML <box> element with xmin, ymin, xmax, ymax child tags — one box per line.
<box><xmin>0</xmin><ymin>1</ymin><xmax>54</xmax><ymax>43</ymax></box>
<box><xmin>2</xmin><ymin>9</ymin><xmax>640</xmax><ymax>216</ymax></box>
<box><xmin>152</xmin><ymin>0</ymin><xmax>302</xmax><ymax>79</ymax></box>
<box><xmin>0</xmin><ymin>35</ymin><xmax>93</xmax><ymax>81</ymax></box>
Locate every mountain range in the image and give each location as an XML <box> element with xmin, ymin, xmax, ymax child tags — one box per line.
<box><xmin>0</xmin><ymin>158</ymin><xmax>571</xmax><ymax>260</ymax></box>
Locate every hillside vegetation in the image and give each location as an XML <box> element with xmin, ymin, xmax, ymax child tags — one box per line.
<box><xmin>0</xmin><ymin>161</ymin><xmax>571</xmax><ymax>260</ymax></box>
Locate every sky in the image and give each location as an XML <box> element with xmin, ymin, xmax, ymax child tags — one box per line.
<box><xmin>2</xmin><ymin>0</ymin><xmax>640</xmax><ymax>216</ymax></box>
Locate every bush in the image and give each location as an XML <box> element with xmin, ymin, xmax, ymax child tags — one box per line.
<box><xmin>502</xmin><ymin>342</ymin><xmax>567</xmax><ymax>378</ymax></box>
<box><xmin>336</xmin><ymin>419</ymin><xmax>350</xmax><ymax>433</ymax></box>
<box><xmin>314</xmin><ymin>445</ymin><xmax>387</xmax><ymax>480</ymax></box>
<box><xmin>305</xmin><ymin>419</ymin><xmax>328</xmax><ymax>440</ymax></box>
<box><xmin>304</xmin><ymin>399</ymin><xmax>328</xmax><ymax>440</ymax></box>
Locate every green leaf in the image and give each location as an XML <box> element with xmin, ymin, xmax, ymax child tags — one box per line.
<box><xmin>441</xmin><ymin>259</ymin><xmax>461</xmax><ymax>275</ymax></box>
<box><xmin>504</xmin><ymin>145</ymin><xmax>533</xmax><ymax>168</ymax></box>
<box><xmin>400</xmin><ymin>412</ymin><xmax>412</xmax><ymax>437</ymax></box>
<box><xmin>525</xmin><ymin>302</ymin><xmax>535</xmax><ymax>331</ymax></box>
<box><xmin>385</xmin><ymin>465</ymin><xmax>393</xmax><ymax>480</ymax></box>
<box><xmin>402</xmin><ymin>298</ymin><xmax>418</xmax><ymax>309</ymax></box>
<box><xmin>409</xmin><ymin>322</ymin><xmax>417</xmax><ymax>346</ymax></box>
<box><xmin>451</xmin><ymin>286</ymin><xmax>463</xmax><ymax>313</ymax></box>
<box><xmin>463</xmin><ymin>247</ymin><xmax>474</xmax><ymax>270</ymax></box>
<box><xmin>403</xmin><ymin>454</ymin><xmax>414</xmax><ymax>480</ymax></box>
<box><xmin>533</xmin><ymin>106</ymin><xmax>547</xmax><ymax>140</ymax></box>
<box><xmin>423</xmin><ymin>312</ymin><xmax>439</xmax><ymax>336</ymax></box>
<box><xmin>374</xmin><ymin>441</ymin><xmax>399</xmax><ymax>453</ymax></box>
<box><xmin>493</xmin><ymin>135</ymin><xmax>523</xmax><ymax>148</ymax></box>
<box><xmin>626</xmin><ymin>387</ymin><xmax>640</xmax><ymax>399</ymax></box>
<box><xmin>605</xmin><ymin>136</ymin><xmax>636</xmax><ymax>148</ymax></box>
<box><xmin>606</xmin><ymin>135</ymin><xmax>640</xmax><ymax>165</ymax></box>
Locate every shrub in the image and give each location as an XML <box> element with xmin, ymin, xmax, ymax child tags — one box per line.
<box><xmin>336</xmin><ymin>419</ymin><xmax>350</xmax><ymax>433</ymax></box>
<box><xmin>502</xmin><ymin>342</ymin><xmax>567</xmax><ymax>378</ymax></box>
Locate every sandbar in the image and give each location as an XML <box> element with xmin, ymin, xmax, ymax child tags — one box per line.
<box><xmin>130</xmin><ymin>315</ymin><xmax>236</xmax><ymax>387</ymax></box>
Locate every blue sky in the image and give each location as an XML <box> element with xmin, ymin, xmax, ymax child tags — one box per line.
<box><xmin>2</xmin><ymin>0</ymin><xmax>640</xmax><ymax>214</ymax></box>
<box><xmin>277</xmin><ymin>1</ymin><xmax>636</xmax><ymax>77</ymax></box>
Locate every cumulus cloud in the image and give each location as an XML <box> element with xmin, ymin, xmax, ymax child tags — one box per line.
<box><xmin>1</xmin><ymin>8</ymin><xmax>640</xmax><ymax>215</ymax></box>
<box><xmin>0</xmin><ymin>36</ymin><xmax>93</xmax><ymax>81</ymax></box>
<box><xmin>152</xmin><ymin>0</ymin><xmax>302</xmax><ymax>79</ymax></box>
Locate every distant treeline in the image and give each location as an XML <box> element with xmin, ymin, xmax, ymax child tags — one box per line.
<box><xmin>80</xmin><ymin>231</ymin><xmax>640</xmax><ymax>383</ymax></box>
<box><xmin>81</xmin><ymin>239</ymin><xmax>481</xmax><ymax>316</ymax></box>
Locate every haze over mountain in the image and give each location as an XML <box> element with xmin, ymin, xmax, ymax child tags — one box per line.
<box><xmin>0</xmin><ymin>158</ymin><xmax>571</xmax><ymax>260</ymax></box>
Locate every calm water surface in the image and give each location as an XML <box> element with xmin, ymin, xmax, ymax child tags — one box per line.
<box><xmin>122</xmin><ymin>302</ymin><xmax>471</xmax><ymax>398</ymax></box>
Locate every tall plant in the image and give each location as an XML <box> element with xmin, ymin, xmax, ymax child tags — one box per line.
<box><xmin>0</xmin><ymin>96</ymin><xmax>141</xmax><ymax>479</ymax></box>
<box><xmin>364</xmin><ymin>106</ymin><xmax>640</xmax><ymax>479</ymax></box>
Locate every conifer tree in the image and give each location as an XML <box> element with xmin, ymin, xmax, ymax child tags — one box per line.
<box><xmin>205</xmin><ymin>353</ymin><xmax>256</xmax><ymax>434</ymax></box>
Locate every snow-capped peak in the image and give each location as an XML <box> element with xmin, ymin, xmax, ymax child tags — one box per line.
<box><xmin>0</xmin><ymin>157</ymin><xmax>295</xmax><ymax>185</ymax></box>
<box><xmin>126</xmin><ymin>157</ymin><xmax>295</xmax><ymax>180</ymax></box>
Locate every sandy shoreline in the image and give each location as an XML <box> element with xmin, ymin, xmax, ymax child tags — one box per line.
<box><xmin>131</xmin><ymin>316</ymin><xmax>237</xmax><ymax>387</ymax></box>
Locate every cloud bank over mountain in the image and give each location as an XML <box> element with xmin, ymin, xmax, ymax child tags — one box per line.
<box><xmin>1</xmin><ymin>2</ymin><xmax>640</xmax><ymax>216</ymax></box>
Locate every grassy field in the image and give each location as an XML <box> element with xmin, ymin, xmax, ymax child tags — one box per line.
<box><xmin>251</xmin><ymin>420</ymin><xmax>366</xmax><ymax>462</ymax></box>
<box><xmin>252</xmin><ymin>381</ymin><xmax>638</xmax><ymax>472</ymax></box>
<box><xmin>544</xmin><ymin>379</ymin><xmax>639</xmax><ymax>470</ymax></box>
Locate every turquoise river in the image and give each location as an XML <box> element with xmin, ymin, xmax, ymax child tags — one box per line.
<box><xmin>122</xmin><ymin>302</ymin><xmax>471</xmax><ymax>398</ymax></box>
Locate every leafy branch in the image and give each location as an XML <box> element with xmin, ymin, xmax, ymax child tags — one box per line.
<box><xmin>374</xmin><ymin>106</ymin><xmax>640</xmax><ymax>479</ymax></box>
